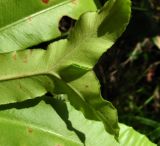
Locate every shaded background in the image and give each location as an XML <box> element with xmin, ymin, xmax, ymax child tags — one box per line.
<box><xmin>95</xmin><ymin>0</ymin><xmax>160</xmax><ymax>145</ymax></box>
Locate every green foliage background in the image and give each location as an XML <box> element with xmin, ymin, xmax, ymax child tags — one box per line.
<box><xmin>95</xmin><ymin>0</ymin><xmax>160</xmax><ymax>145</ymax></box>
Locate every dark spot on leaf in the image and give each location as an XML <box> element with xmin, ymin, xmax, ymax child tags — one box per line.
<box><xmin>28</xmin><ymin>128</ymin><xmax>33</xmax><ymax>133</ymax></box>
<box><xmin>85</xmin><ymin>85</ymin><xmax>89</xmax><ymax>88</ymax></box>
<box><xmin>55</xmin><ymin>144</ymin><xmax>61</xmax><ymax>146</ymax></box>
<box><xmin>12</xmin><ymin>53</ymin><xmax>17</xmax><ymax>60</ymax></box>
<box><xmin>28</xmin><ymin>17</ymin><xmax>32</xmax><ymax>23</ymax></box>
<box><xmin>29</xmin><ymin>49</ymin><xmax>33</xmax><ymax>55</ymax></box>
<box><xmin>19</xmin><ymin>83</ymin><xmax>22</xmax><ymax>89</ymax></box>
<box><xmin>59</xmin><ymin>16</ymin><xmax>76</xmax><ymax>33</ymax></box>
<box><xmin>42</xmin><ymin>0</ymin><xmax>49</xmax><ymax>4</ymax></box>
<box><xmin>23</xmin><ymin>55</ymin><xmax>28</xmax><ymax>63</ymax></box>
<box><xmin>71</xmin><ymin>0</ymin><xmax>77</xmax><ymax>4</ymax></box>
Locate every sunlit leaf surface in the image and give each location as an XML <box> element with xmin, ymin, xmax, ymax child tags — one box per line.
<box><xmin>0</xmin><ymin>0</ymin><xmax>131</xmax><ymax>140</ymax></box>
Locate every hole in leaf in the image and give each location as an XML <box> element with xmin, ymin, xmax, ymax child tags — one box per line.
<box><xmin>58</xmin><ymin>16</ymin><xmax>76</xmax><ymax>33</ymax></box>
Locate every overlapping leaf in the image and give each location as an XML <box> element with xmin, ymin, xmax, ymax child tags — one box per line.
<box><xmin>0</xmin><ymin>0</ymin><xmax>131</xmax><ymax>138</ymax></box>
<box><xmin>0</xmin><ymin>98</ymin><xmax>156</xmax><ymax>146</ymax></box>
<box><xmin>66</xmin><ymin>100</ymin><xmax>157</xmax><ymax>146</ymax></box>
<box><xmin>0</xmin><ymin>99</ymin><xmax>83</xmax><ymax>146</ymax></box>
<box><xmin>119</xmin><ymin>124</ymin><xmax>157</xmax><ymax>146</ymax></box>
<box><xmin>0</xmin><ymin>0</ymin><xmax>98</xmax><ymax>53</ymax></box>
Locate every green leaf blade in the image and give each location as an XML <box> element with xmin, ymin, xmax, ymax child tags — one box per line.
<box><xmin>0</xmin><ymin>76</ymin><xmax>53</xmax><ymax>105</ymax></box>
<box><xmin>0</xmin><ymin>0</ymin><xmax>131</xmax><ymax>139</ymax></box>
<box><xmin>0</xmin><ymin>47</ymin><xmax>119</xmax><ymax>138</ymax></box>
<box><xmin>0</xmin><ymin>100</ymin><xmax>83</xmax><ymax>146</ymax></box>
<box><xmin>119</xmin><ymin>124</ymin><xmax>157</xmax><ymax>146</ymax></box>
<box><xmin>0</xmin><ymin>0</ymin><xmax>98</xmax><ymax>53</ymax></box>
